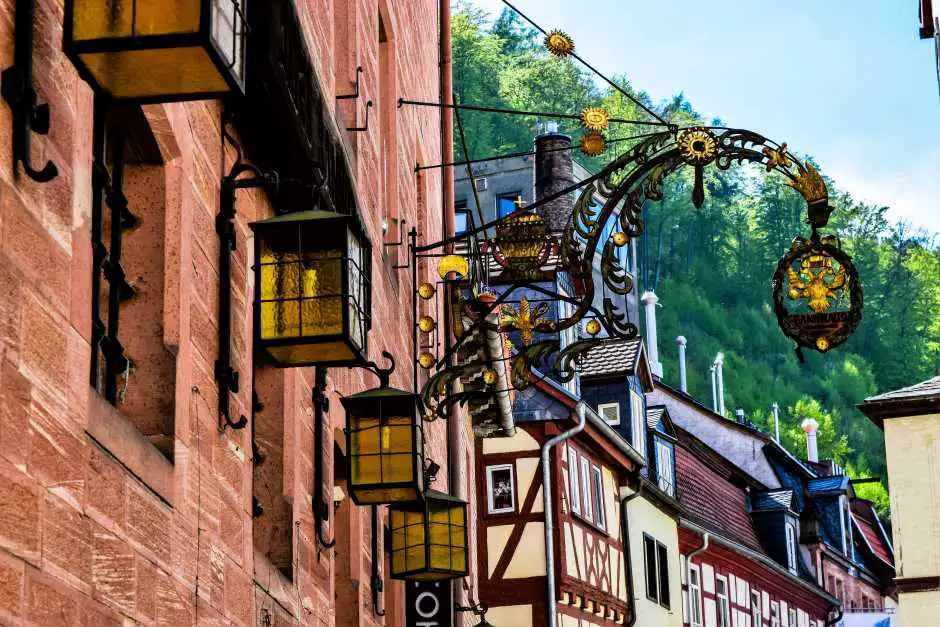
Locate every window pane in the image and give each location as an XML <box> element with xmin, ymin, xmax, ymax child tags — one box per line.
<box><xmin>591</xmin><ymin>468</ymin><xmax>605</xmax><ymax>529</ymax></box>
<box><xmin>486</xmin><ymin>465</ymin><xmax>515</xmax><ymax>514</ymax></box>
<box><xmin>580</xmin><ymin>459</ymin><xmax>592</xmax><ymax>519</ymax></box>
<box><xmin>657</xmin><ymin>542</ymin><xmax>670</xmax><ymax>608</ymax></box>
<box><xmin>497</xmin><ymin>193</ymin><xmax>521</xmax><ymax>218</ymax></box>
<box><xmin>644</xmin><ymin>537</ymin><xmax>658</xmax><ymax>603</ymax></box>
<box><xmin>455</xmin><ymin>211</ymin><xmax>469</xmax><ymax>235</ymax></box>
<box><xmin>568</xmin><ymin>447</ymin><xmax>581</xmax><ymax>514</ymax></box>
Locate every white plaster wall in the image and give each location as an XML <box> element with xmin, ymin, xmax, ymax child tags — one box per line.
<box><xmin>624</xmin><ymin>491</ymin><xmax>684</xmax><ymax>626</ymax></box>
<box><xmin>884</xmin><ymin>413</ymin><xmax>940</xmax><ymax>580</ymax></box>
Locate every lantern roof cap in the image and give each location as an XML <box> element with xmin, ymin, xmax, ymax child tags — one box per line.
<box><xmin>341</xmin><ymin>386</ymin><xmax>416</xmax><ymax>401</ymax></box>
<box><xmin>425</xmin><ymin>489</ymin><xmax>467</xmax><ymax>505</ymax></box>
<box><xmin>249</xmin><ymin>209</ymin><xmax>351</xmax><ymax>228</ymax></box>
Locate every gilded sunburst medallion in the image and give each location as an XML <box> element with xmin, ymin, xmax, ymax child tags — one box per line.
<box><xmin>677</xmin><ymin>128</ymin><xmax>718</xmax><ymax>165</ymax></box>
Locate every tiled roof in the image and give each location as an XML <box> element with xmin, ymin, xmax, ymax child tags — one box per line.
<box><xmin>806</xmin><ymin>475</ymin><xmax>848</xmax><ymax>495</ymax></box>
<box><xmin>852</xmin><ymin>500</ymin><xmax>893</xmax><ymax>566</ymax></box>
<box><xmin>863</xmin><ymin>375</ymin><xmax>940</xmax><ymax>403</ymax></box>
<box><xmin>676</xmin><ymin>445</ymin><xmax>764</xmax><ymax>552</ymax></box>
<box><xmin>580</xmin><ymin>339</ymin><xmax>643</xmax><ymax>379</ymax></box>
<box><xmin>751</xmin><ymin>489</ymin><xmax>794</xmax><ymax>512</ymax></box>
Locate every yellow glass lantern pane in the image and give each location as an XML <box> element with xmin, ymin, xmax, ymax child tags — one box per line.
<box><xmin>381</xmin><ymin>454</ymin><xmax>414</xmax><ymax>484</ymax></box>
<box><xmin>353</xmin><ymin>487</ymin><xmax>419</xmax><ymax>504</ymax></box>
<box><xmin>77</xmin><ymin>47</ymin><xmax>228</xmax><ymax>100</ymax></box>
<box><xmin>264</xmin><ymin>341</ymin><xmax>355</xmax><ymax>365</ymax></box>
<box><xmin>429</xmin><ymin>545</ymin><xmax>452</xmax><ymax>570</ymax></box>
<box><xmin>450</xmin><ymin>525</ymin><xmax>466</xmax><ymax>547</ymax></box>
<box><xmin>428</xmin><ymin>522</ymin><xmax>450</xmax><ymax>546</ymax></box>
<box><xmin>450</xmin><ymin>547</ymin><xmax>467</xmax><ymax>571</ymax></box>
<box><xmin>406</xmin><ymin>546</ymin><xmax>426</xmax><ymax>571</ymax></box>
<box><xmin>350</xmin><ymin>454</ymin><xmax>380</xmax><ymax>486</ymax></box>
<box><xmin>73</xmin><ymin>0</ymin><xmax>201</xmax><ymax>40</ymax></box>
<box><xmin>392</xmin><ymin>550</ymin><xmax>406</xmax><ymax>574</ymax></box>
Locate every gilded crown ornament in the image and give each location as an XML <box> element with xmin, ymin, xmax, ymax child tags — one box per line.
<box><xmin>545</xmin><ymin>30</ymin><xmax>575</xmax><ymax>56</ymax></box>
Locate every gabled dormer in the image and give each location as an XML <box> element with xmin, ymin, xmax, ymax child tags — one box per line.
<box><xmin>750</xmin><ymin>489</ymin><xmax>803</xmax><ymax>575</ymax></box>
<box><xmin>579</xmin><ymin>338</ymin><xmax>655</xmax><ymax>459</ymax></box>
<box><xmin>806</xmin><ymin>475</ymin><xmax>856</xmax><ymax>562</ymax></box>
<box><xmin>645</xmin><ymin>406</ymin><xmax>677</xmax><ymax>497</ymax></box>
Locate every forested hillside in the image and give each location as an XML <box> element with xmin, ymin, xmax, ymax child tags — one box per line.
<box><xmin>453</xmin><ymin>3</ymin><xmax>940</xmax><ymax>517</ymax></box>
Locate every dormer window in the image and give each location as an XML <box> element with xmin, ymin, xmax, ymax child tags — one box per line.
<box><xmin>598</xmin><ymin>402</ymin><xmax>621</xmax><ymax>426</ymax></box>
<box><xmin>839</xmin><ymin>494</ymin><xmax>854</xmax><ymax>558</ymax></box>
<box><xmin>785</xmin><ymin>522</ymin><xmax>798</xmax><ymax>573</ymax></box>
<box><xmin>653</xmin><ymin>437</ymin><xmax>675</xmax><ymax>496</ymax></box>
<box><xmin>630</xmin><ymin>390</ymin><xmax>646</xmax><ymax>457</ymax></box>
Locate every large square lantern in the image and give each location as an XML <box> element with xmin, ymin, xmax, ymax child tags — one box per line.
<box><xmin>390</xmin><ymin>491</ymin><xmax>469</xmax><ymax>581</ymax></box>
<box><xmin>342</xmin><ymin>387</ymin><xmax>423</xmax><ymax>505</ymax></box>
<box><xmin>64</xmin><ymin>0</ymin><xmax>247</xmax><ymax>102</ymax></box>
<box><xmin>251</xmin><ymin>210</ymin><xmax>372</xmax><ymax>367</ymax></box>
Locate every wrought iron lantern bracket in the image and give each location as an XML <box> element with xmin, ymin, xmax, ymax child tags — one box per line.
<box><xmin>1</xmin><ymin>0</ymin><xmax>58</xmax><ymax>183</ymax></box>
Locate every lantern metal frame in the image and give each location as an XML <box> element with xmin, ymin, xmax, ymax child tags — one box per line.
<box><xmin>62</xmin><ymin>0</ymin><xmax>248</xmax><ymax>103</ymax></box>
<box><xmin>250</xmin><ymin>209</ymin><xmax>373</xmax><ymax>369</ymax></box>
<box><xmin>388</xmin><ymin>489</ymin><xmax>470</xmax><ymax>581</ymax></box>
<box><xmin>342</xmin><ymin>382</ymin><xmax>426</xmax><ymax>507</ymax></box>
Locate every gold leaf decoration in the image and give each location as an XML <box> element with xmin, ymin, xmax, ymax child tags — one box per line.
<box><xmin>786</xmin><ymin>253</ymin><xmax>847</xmax><ymax>313</ymax></box>
<box><xmin>545</xmin><ymin>30</ymin><xmax>575</xmax><ymax>56</ymax></box>
<box><xmin>500</xmin><ymin>297</ymin><xmax>550</xmax><ymax>346</ymax></box>
<box><xmin>580</xmin><ymin>131</ymin><xmax>606</xmax><ymax>156</ymax></box>
<box><xmin>789</xmin><ymin>163</ymin><xmax>828</xmax><ymax>203</ymax></box>
<box><xmin>581</xmin><ymin>107</ymin><xmax>610</xmax><ymax>132</ymax></box>
<box><xmin>677</xmin><ymin>128</ymin><xmax>718</xmax><ymax>165</ymax></box>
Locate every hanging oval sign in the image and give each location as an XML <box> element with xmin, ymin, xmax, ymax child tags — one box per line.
<box><xmin>772</xmin><ymin>235</ymin><xmax>863</xmax><ymax>357</ymax></box>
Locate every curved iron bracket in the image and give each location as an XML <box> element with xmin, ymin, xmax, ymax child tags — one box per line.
<box><xmin>1</xmin><ymin>0</ymin><xmax>57</xmax><ymax>183</ymax></box>
<box><xmin>347</xmin><ymin>100</ymin><xmax>373</xmax><ymax>133</ymax></box>
<box><xmin>352</xmin><ymin>351</ymin><xmax>397</xmax><ymax>388</ymax></box>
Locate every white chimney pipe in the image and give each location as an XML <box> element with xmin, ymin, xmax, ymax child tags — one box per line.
<box><xmin>714</xmin><ymin>353</ymin><xmax>725</xmax><ymax>416</ymax></box>
<box><xmin>641</xmin><ymin>291</ymin><xmax>663</xmax><ymax>378</ymax></box>
<box><xmin>710</xmin><ymin>365</ymin><xmax>718</xmax><ymax>413</ymax></box>
<box><xmin>772</xmin><ymin>403</ymin><xmax>781</xmax><ymax>443</ymax></box>
<box><xmin>676</xmin><ymin>336</ymin><xmax>688</xmax><ymax>393</ymax></box>
<box><xmin>801</xmin><ymin>418</ymin><xmax>820</xmax><ymax>463</ymax></box>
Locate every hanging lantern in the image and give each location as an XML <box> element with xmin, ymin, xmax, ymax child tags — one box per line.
<box><xmin>63</xmin><ymin>0</ymin><xmax>247</xmax><ymax>102</ymax></box>
<box><xmin>250</xmin><ymin>210</ymin><xmax>372</xmax><ymax>367</ymax></box>
<box><xmin>772</xmin><ymin>235</ymin><xmax>862</xmax><ymax>357</ymax></box>
<box><xmin>343</xmin><ymin>387</ymin><xmax>424</xmax><ymax>505</ymax></box>
<box><xmin>390</xmin><ymin>490</ymin><xmax>468</xmax><ymax>581</ymax></box>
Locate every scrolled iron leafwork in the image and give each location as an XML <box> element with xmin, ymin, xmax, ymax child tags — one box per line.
<box><xmin>410</xmin><ymin>116</ymin><xmax>859</xmax><ymax>424</ymax></box>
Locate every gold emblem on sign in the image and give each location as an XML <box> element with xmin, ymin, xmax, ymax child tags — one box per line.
<box><xmin>786</xmin><ymin>253</ymin><xmax>848</xmax><ymax>313</ymax></box>
<box><xmin>585</xmin><ymin>319</ymin><xmax>602</xmax><ymax>336</ymax></box>
<box><xmin>483</xmin><ymin>369</ymin><xmax>498</xmax><ymax>385</ymax></box>
<box><xmin>437</xmin><ymin>254</ymin><xmax>469</xmax><ymax>281</ymax></box>
<box><xmin>581</xmin><ymin>107</ymin><xmax>610</xmax><ymax>132</ymax></box>
<box><xmin>612</xmin><ymin>232</ymin><xmax>629</xmax><ymax>247</ymax></box>
<box><xmin>500</xmin><ymin>297</ymin><xmax>550</xmax><ymax>346</ymax></box>
<box><xmin>762</xmin><ymin>142</ymin><xmax>790</xmax><ymax>171</ymax></box>
<box><xmin>677</xmin><ymin>128</ymin><xmax>718</xmax><ymax>165</ymax></box>
<box><xmin>580</xmin><ymin>131</ymin><xmax>606</xmax><ymax>156</ymax></box>
<box><xmin>545</xmin><ymin>30</ymin><xmax>575</xmax><ymax>56</ymax></box>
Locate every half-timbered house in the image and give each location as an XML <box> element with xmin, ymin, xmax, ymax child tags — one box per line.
<box><xmin>475</xmin><ymin>370</ymin><xmax>644</xmax><ymax>626</ymax></box>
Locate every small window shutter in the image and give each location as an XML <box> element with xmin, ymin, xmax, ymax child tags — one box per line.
<box><xmin>657</xmin><ymin>542</ymin><xmax>670</xmax><ymax>608</ymax></box>
<box><xmin>644</xmin><ymin>537</ymin><xmax>658</xmax><ymax>603</ymax></box>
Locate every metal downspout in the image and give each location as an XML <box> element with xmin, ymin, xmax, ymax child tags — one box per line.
<box><xmin>542</xmin><ymin>402</ymin><xmax>587</xmax><ymax>627</ymax></box>
<box><xmin>687</xmin><ymin>530</ymin><xmax>710</xmax><ymax>613</ymax></box>
<box><xmin>620</xmin><ymin>479</ymin><xmax>644</xmax><ymax>626</ymax></box>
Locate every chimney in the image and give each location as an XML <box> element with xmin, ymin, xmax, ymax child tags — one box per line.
<box><xmin>641</xmin><ymin>291</ymin><xmax>663</xmax><ymax>378</ymax></box>
<box><xmin>772</xmin><ymin>403</ymin><xmax>781</xmax><ymax>443</ymax></box>
<box><xmin>735</xmin><ymin>409</ymin><xmax>746</xmax><ymax>425</ymax></box>
<box><xmin>801</xmin><ymin>418</ymin><xmax>820</xmax><ymax>463</ymax></box>
<box><xmin>676</xmin><ymin>336</ymin><xmax>688</xmax><ymax>393</ymax></box>
<box><xmin>534</xmin><ymin>129</ymin><xmax>574</xmax><ymax>233</ymax></box>
<box><xmin>714</xmin><ymin>353</ymin><xmax>726</xmax><ymax>416</ymax></box>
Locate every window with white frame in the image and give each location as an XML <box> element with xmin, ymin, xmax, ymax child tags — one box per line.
<box><xmin>485</xmin><ymin>464</ymin><xmax>515</xmax><ymax>514</ymax></box>
<box><xmin>786</xmin><ymin>522</ymin><xmax>798</xmax><ymax>573</ymax></box>
<box><xmin>654</xmin><ymin>437</ymin><xmax>675</xmax><ymax>496</ymax></box>
<box><xmin>770</xmin><ymin>600</ymin><xmax>780</xmax><ymax>627</ymax></box>
<box><xmin>643</xmin><ymin>535</ymin><xmax>671</xmax><ymax>609</ymax></box>
<box><xmin>568</xmin><ymin>446</ymin><xmax>581</xmax><ymax>515</ymax></box>
<box><xmin>580</xmin><ymin>457</ymin><xmax>593</xmax><ymax>521</ymax></box>
<box><xmin>788</xmin><ymin>607</ymin><xmax>797</xmax><ymax>627</ymax></box>
<box><xmin>590</xmin><ymin>466</ymin><xmax>606</xmax><ymax>530</ymax></box>
<box><xmin>751</xmin><ymin>589</ymin><xmax>762</xmax><ymax>626</ymax></box>
<box><xmin>687</xmin><ymin>564</ymin><xmax>703</xmax><ymax>626</ymax></box>
<box><xmin>630</xmin><ymin>390</ymin><xmax>646</xmax><ymax>458</ymax></box>
<box><xmin>598</xmin><ymin>402</ymin><xmax>621</xmax><ymax>426</ymax></box>
<box><xmin>716</xmin><ymin>576</ymin><xmax>730</xmax><ymax>627</ymax></box>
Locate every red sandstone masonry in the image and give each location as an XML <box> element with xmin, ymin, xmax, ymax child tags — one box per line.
<box><xmin>0</xmin><ymin>0</ymin><xmax>466</xmax><ymax>625</ymax></box>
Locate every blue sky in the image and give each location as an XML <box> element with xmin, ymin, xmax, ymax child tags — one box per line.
<box><xmin>468</xmin><ymin>0</ymin><xmax>940</xmax><ymax>234</ymax></box>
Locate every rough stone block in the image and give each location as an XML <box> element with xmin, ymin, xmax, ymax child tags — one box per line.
<box><xmin>126</xmin><ymin>483</ymin><xmax>171</xmax><ymax>566</ymax></box>
<box><xmin>26</xmin><ymin>569</ymin><xmax>80</xmax><ymax>626</ymax></box>
<box><xmin>0</xmin><ymin>463</ymin><xmax>41</xmax><ymax>563</ymax></box>
<box><xmin>42</xmin><ymin>493</ymin><xmax>92</xmax><ymax>590</ymax></box>
<box><xmin>91</xmin><ymin>526</ymin><xmax>136</xmax><ymax>615</ymax></box>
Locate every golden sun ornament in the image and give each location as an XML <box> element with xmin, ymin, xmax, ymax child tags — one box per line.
<box><xmin>417</xmin><ymin>282</ymin><xmax>436</xmax><ymax>300</ymax></box>
<box><xmin>580</xmin><ymin>107</ymin><xmax>610</xmax><ymax>132</ymax></box>
<box><xmin>580</xmin><ymin>131</ymin><xmax>606</xmax><ymax>157</ymax></box>
<box><xmin>612</xmin><ymin>232</ymin><xmax>629</xmax><ymax>247</ymax></box>
<box><xmin>418</xmin><ymin>352</ymin><xmax>436</xmax><ymax>370</ymax></box>
<box><xmin>418</xmin><ymin>316</ymin><xmax>436</xmax><ymax>333</ymax></box>
<box><xmin>545</xmin><ymin>30</ymin><xmax>575</xmax><ymax>56</ymax></box>
<box><xmin>585</xmin><ymin>319</ymin><xmax>602</xmax><ymax>336</ymax></box>
<box><xmin>677</xmin><ymin>128</ymin><xmax>718</xmax><ymax>165</ymax></box>
<box><xmin>483</xmin><ymin>369</ymin><xmax>498</xmax><ymax>385</ymax></box>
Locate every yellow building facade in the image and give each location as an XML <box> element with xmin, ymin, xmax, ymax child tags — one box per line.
<box><xmin>860</xmin><ymin>376</ymin><xmax>940</xmax><ymax>623</ymax></box>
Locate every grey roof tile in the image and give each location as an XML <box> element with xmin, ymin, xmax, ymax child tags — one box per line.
<box><xmin>580</xmin><ymin>338</ymin><xmax>643</xmax><ymax>379</ymax></box>
<box><xmin>751</xmin><ymin>489</ymin><xmax>794</xmax><ymax>512</ymax></box>
<box><xmin>863</xmin><ymin>376</ymin><xmax>940</xmax><ymax>403</ymax></box>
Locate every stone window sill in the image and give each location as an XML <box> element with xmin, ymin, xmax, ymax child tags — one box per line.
<box><xmin>86</xmin><ymin>389</ymin><xmax>175</xmax><ymax>505</ymax></box>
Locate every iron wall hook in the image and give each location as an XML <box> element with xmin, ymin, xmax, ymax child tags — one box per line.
<box><xmin>346</xmin><ymin>100</ymin><xmax>373</xmax><ymax>133</ymax></box>
<box><xmin>336</xmin><ymin>66</ymin><xmax>364</xmax><ymax>100</ymax></box>
<box><xmin>1</xmin><ymin>0</ymin><xmax>57</xmax><ymax>183</ymax></box>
